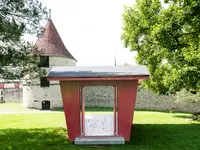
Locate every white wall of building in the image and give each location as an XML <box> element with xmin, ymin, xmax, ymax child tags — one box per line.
<box><xmin>23</xmin><ymin>84</ymin><xmax>62</xmax><ymax>109</ymax></box>
<box><xmin>23</xmin><ymin>56</ymin><xmax>76</xmax><ymax>109</ymax></box>
<box><xmin>50</xmin><ymin>56</ymin><xmax>76</xmax><ymax>66</ymax></box>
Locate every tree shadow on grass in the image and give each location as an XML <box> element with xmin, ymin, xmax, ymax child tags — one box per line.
<box><xmin>51</xmin><ymin>108</ymin><xmax>64</xmax><ymax>112</ymax></box>
<box><xmin>0</xmin><ymin>124</ymin><xmax>200</xmax><ymax>150</ymax></box>
<box><xmin>174</xmin><ymin>114</ymin><xmax>192</xmax><ymax>119</ymax></box>
<box><xmin>127</xmin><ymin>123</ymin><xmax>200</xmax><ymax>150</ymax></box>
<box><xmin>174</xmin><ymin>115</ymin><xmax>200</xmax><ymax>122</ymax></box>
<box><xmin>0</xmin><ymin>127</ymin><xmax>74</xmax><ymax>150</ymax></box>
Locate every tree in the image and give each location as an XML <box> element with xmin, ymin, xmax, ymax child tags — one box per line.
<box><xmin>124</xmin><ymin>63</ymin><xmax>131</xmax><ymax>66</ymax></box>
<box><xmin>0</xmin><ymin>0</ymin><xmax>47</xmax><ymax>80</ymax></box>
<box><xmin>121</xmin><ymin>0</ymin><xmax>200</xmax><ymax>95</ymax></box>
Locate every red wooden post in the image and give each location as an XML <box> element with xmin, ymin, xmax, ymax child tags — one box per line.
<box><xmin>81</xmin><ymin>86</ymin><xmax>85</xmax><ymax>136</ymax></box>
<box><xmin>117</xmin><ymin>80</ymin><xmax>138</xmax><ymax>140</ymax></box>
<box><xmin>60</xmin><ymin>81</ymin><xmax>80</xmax><ymax>141</ymax></box>
<box><xmin>114</xmin><ymin>85</ymin><xmax>117</xmax><ymax>135</ymax></box>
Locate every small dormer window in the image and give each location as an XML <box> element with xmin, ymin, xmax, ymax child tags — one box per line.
<box><xmin>39</xmin><ymin>56</ymin><xmax>49</xmax><ymax>67</ymax></box>
<box><xmin>40</xmin><ymin>77</ymin><xmax>50</xmax><ymax>87</ymax></box>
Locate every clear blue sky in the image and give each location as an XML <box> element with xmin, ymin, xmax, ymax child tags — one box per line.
<box><xmin>38</xmin><ymin>0</ymin><xmax>136</xmax><ymax>66</ymax></box>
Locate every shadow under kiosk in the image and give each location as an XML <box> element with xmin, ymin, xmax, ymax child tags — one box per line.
<box><xmin>47</xmin><ymin>66</ymin><xmax>149</xmax><ymax>145</ymax></box>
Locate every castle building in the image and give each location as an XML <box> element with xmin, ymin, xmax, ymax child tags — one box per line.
<box><xmin>23</xmin><ymin>19</ymin><xmax>76</xmax><ymax>109</ymax></box>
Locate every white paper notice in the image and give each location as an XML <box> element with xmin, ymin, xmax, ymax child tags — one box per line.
<box><xmin>84</xmin><ymin>114</ymin><xmax>114</xmax><ymax>136</ymax></box>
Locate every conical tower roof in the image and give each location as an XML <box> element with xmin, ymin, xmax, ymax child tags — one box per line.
<box><xmin>36</xmin><ymin>19</ymin><xmax>76</xmax><ymax>61</ymax></box>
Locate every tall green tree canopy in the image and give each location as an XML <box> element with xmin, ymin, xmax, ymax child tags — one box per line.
<box><xmin>121</xmin><ymin>0</ymin><xmax>200</xmax><ymax>94</ymax></box>
<box><xmin>0</xmin><ymin>0</ymin><xmax>46</xmax><ymax>80</ymax></box>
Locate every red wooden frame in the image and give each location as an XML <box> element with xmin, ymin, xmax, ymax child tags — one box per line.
<box><xmin>114</xmin><ymin>86</ymin><xmax>117</xmax><ymax>135</ymax></box>
<box><xmin>80</xmin><ymin>85</ymin><xmax>118</xmax><ymax>137</ymax></box>
<box><xmin>81</xmin><ymin>86</ymin><xmax>85</xmax><ymax>135</ymax></box>
<box><xmin>49</xmin><ymin>76</ymin><xmax>148</xmax><ymax>141</ymax></box>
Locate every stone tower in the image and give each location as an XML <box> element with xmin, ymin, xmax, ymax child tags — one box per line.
<box><xmin>23</xmin><ymin>19</ymin><xmax>76</xmax><ymax>109</ymax></box>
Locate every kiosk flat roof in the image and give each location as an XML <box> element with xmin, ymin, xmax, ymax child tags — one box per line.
<box><xmin>47</xmin><ymin>66</ymin><xmax>149</xmax><ymax>79</ymax></box>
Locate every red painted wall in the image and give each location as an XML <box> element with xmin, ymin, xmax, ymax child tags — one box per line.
<box><xmin>60</xmin><ymin>81</ymin><xmax>80</xmax><ymax>141</ymax></box>
<box><xmin>117</xmin><ymin>80</ymin><xmax>138</xmax><ymax>140</ymax></box>
<box><xmin>0</xmin><ymin>84</ymin><xmax>4</xmax><ymax>89</ymax></box>
<box><xmin>59</xmin><ymin>80</ymin><xmax>139</xmax><ymax>141</ymax></box>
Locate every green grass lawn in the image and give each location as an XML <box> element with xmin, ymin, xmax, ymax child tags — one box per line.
<box><xmin>0</xmin><ymin>103</ymin><xmax>40</xmax><ymax>113</ymax></box>
<box><xmin>0</xmin><ymin>109</ymin><xmax>200</xmax><ymax>150</ymax></box>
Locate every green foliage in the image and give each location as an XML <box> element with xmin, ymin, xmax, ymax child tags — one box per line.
<box><xmin>121</xmin><ymin>0</ymin><xmax>200</xmax><ymax>94</ymax></box>
<box><xmin>0</xmin><ymin>0</ymin><xmax>47</xmax><ymax>80</ymax></box>
<box><xmin>124</xmin><ymin>63</ymin><xmax>131</xmax><ymax>66</ymax></box>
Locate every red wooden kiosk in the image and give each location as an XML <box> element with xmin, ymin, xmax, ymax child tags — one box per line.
<box><xmin>47</xmin><ymin>66</ymin><xmax>149</xmax><ymax>145</ymax></box>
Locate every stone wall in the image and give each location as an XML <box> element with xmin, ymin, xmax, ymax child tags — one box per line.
<box><xmin>136</xmin><ymin>88</ymin><xmax>200</xmax><ymax>112</ymax></box>
<box><xmin>84</xmin><ymin>86</ymin><xmax>114</xmax><ymax>107</ymax></box>
<box><xmin>84</xmin><ymin>86</ymin><xmax>200</xmax><ymax>112</ymax></box>
<box><xmin>4</xmin><ymin>89</ymin><xmax>22</xmax><ymax>103</ymax></box>
<box><xmin>20</xmin><ymin>84</ymin><xmax>200</xmax><ymax>112</ymax></box>
<box><xmin>0</xmin><ymin>89</ymin><xmax>3</xmax><ymax>102</ymax></box>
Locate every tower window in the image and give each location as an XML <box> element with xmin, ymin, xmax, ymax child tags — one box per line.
<box><xmin>40</xmin><ymin>77</ymin><xmax>50</xmax><ymax>87</ymax></box>
<box><xmin>39</xmin><ymin>56</ymin><xmax>49</xmax><ymax>67</ymax></box>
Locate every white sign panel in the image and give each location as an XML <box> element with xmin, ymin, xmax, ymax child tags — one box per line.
<box><xmin>84</xmin><ymin>114</ymin><xmax>114</xmax><ymax>136</ymax></box>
